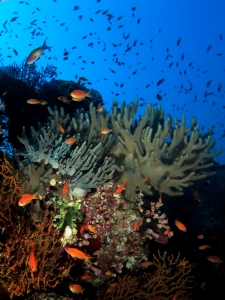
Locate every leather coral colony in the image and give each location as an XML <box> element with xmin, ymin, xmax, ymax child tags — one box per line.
<box><xmin>110</xmin><ymin>98</ymin><xmax>222</xmax><ymax>201</ymax></box>
<box><xmin>16</xmin><ymin>99</ymin><xmax>222</xmax><ymax>203</ymax></box>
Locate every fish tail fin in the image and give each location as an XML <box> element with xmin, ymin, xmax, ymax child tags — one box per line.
<box><xmin>87</xmin><ymin>91</ymin><xmax>94</xmax><ymax>98</ymax></box>
<box><xmin>42</xmin><ymin>38</ymin><xmax>52</xmax><ymax>51</ymax></box>
<box><xmin>86</xmin><ymin>256</ymin><xmax>94</xmax><ymax>263</ymax></box>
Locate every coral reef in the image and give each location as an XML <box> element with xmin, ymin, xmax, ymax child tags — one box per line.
<box><xmin>4</xmin><ymin>59</ymin><xmax>57</xmax><ymax>89</ymax></box>
<box><xmin>51</xmin><ymin>193</ymin><xmax>83</xmax><ymax>235</ymax></box>
<box><xmin>0</xmin><ymin>154</ymin><xmax>21</xmax><ymax>207</ymax></box>
<box><xmin>8</xmin><ymin>94</ymin><xmax>221</xmax><ymax>298</ymax></box>
<box><xmin>41</xmin><ymin>78</ymin><xmax>103</xmax><ymax>108</ymax></box>
<box><xmin>96</xmin><ymin>274</ymin><xmax>152</xmax><ymax>300</ymax></box>
<box><xmin>16</xmin><ymin>105</ymin><xmax>115</xmax><ymax>195</ymax></box>
<box><xmin>16</xmin><ymin>99</ymin><xmax>221</xmax><ymax>202</ymax></box>
<box><xmin>96</xmin><ymin>251</ymin><xmax>194</xmax><ymax>300</ymax></box>
<box><xmin>110</xmin><ymin>98</ymin><xmax>222</xmax><ymax>201</ymax></box>
<box><xmin>60</xmin><ymin>185</ymin><xmax>173</xmax><ymax>286</ymax></box>
<box><xmin>142</xmin><ymin>251</ymin><xmax>194</xmax><ymax>299</ymax></box>
<box><xmin>0</xmin><ymin>99</ymin><xmax>13</xmax><ymax>157</ymax></box>
<box><xmin>0</xmin><ymin>155</ymin><xmax>74</xmax><ymax>299</ymax></box>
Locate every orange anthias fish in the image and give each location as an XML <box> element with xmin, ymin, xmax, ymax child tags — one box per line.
<box><xmin>177</xmin><ymin>260</ymin><xmax>189</xmax><ymax>267</ymax></box>
<box><xmin>199</xmin><ymin>245</ymin><xmax>211</xmax><ymax>250</ymax></box>
<box><xmin>87</xmin><ymin>224</ymin><xmax>97</xmax><ymax>234</ymax></box>
<box><xmin>141</xmin><ymin>261</ymin><xmax>154</xmax><ymax>268</ymax></box>
<box><xmin>65</xmin><ymin>247</ymin><xmax>92</xmax><ymax>263</ymax></box>
<box><xmin>97</xmin><ymin>103</ymin><xmax>103</xmax><ymax>112</ymax></box>
<box><xmin>62</xmin><ymin>179</ymin><xmax>69</xmax><ymax>196</ymax></box>
<box><xmin>132</xmin><ymin>217</ymin><xmax>143</xmax><ymax>231</ymax></box>
<box><xmin>81</xmin><ymin>275</ymin><xmax>92</xmax><ymax>280</ymax></box>
<box><xmin>197</xmin><ymin>234</ymin><xmax>204</xmax><ymax>239</ymax></box>
<box><xmin>142</xmin><ymin>175</ymin><xmax>148</xmax><ymax>182</ymax></box>
<box><xmin>80</xmin><ymin>217</ymin><xmax>87</xmax><ymax>234</ymax></box>
<box><xmin>58</xmin><ymin>125</ymin><xmax>65</xmax><ymax>133</ymax></box>
<box><xmin>70</xmin><ymin>90</ymin><xmax>93</xmax><ymax>101</ymax></box>
<box><xmin>40</xmin><ymin>100</ymin><xmax>48</xmax><ymax>105</ymax></box>
<box><xmin>18</xmin><ymin>193</ymin><xmax>38</xmax><ymax>206</ymax></box>
<box><xmin>27</xmin><ymin>38</ymin><xmax>52</xmax><ymax>64</ymax></box>
<box><xmin>114</xmin><ymin>181</ymin><xmax>126</xmax><ymax>194</ymax></box>
<box><xmin>173</xmin><ymin>290</ymin><xmax>181</xmax><ymax>300</ymax></box>
<box><xmin>207</xmin><ymin>255</ymin><xmax>223</xmax><ymax>263</ymax></box>
<box><xmin>69</xmin><ymin>284</ymin><xmax>85</xmax><ymax>294</ymax></box>
<box><xmin>65</xmin><ymin>137</ymin><xmax>77</xmax><ymax>145</ymax></box>
<box><xmin>58</xmin><ymin>96</ymin><xmax>70</xmax><ymax>104</ymax></box>
<box><xmin>174</xmin><ymin>220</ymin><xmax>187</xmax><ymax>232</ymax></box>
<box><xmin>29</xmin><ymin>241</ymin><xmax>37</xmax><ymax>271</ymax></box>
<box><xmin>101</xmin><ymin>128</ymin><xmax>112</xmax><ymax>134</ymax></box>
<box><xmin>27</xmin><ymin>99</ymin><xmax>42</xmax><ymax>105</ymax></box>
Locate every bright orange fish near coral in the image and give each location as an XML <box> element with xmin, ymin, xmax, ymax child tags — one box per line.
<box><xmin>18</xmin><ymin>193</ymin><xmax>38</xmax><ymax>206</ymax></box>
<box><xmin>69</xmin><ymin>284</ymin><xmax>85</xmax><ymax>294</ymax></box>
<box><xmin>132</xmin><ymin>217</ymin><xmax>143</xmax><ymax>231</ymax></box>
<box><xmin>141</xmin><ymin>261</ymin><xmax>154</xmax><ymax>268</ymax></box>
<box><xmin>58</xmin><ymin>125</ymin><xmax>65</xmax><ymax>133</ymax></box>
<box><xmin>87</xmin><ymin>224</ymin><xmax>97</xmax><ymax>234</ymax></box>
<box><xmin>174</xmin><ymin>220</ymin><xmax>187</xmax><ymax>232</ymax></box>
<box><xmin>29</xmin><ymin>241</ymin><xmax>37</xmax><ymax>271</ymax></box>
<box><xmin>101</xmin><ymin>128</ymin><xmax>112</xmax><ymax>134</ymax></box>
<box><xmin>114</xmin><ymin>181</ymin><xmax>126</xmax><ymax>194</ymax></box>
<box><xmin>70</xmin><ymin>90</ymin><xmax>93</xmax><ymax>101</ymax></box>
<box><xmin>27</xmin><ymin>99</ymin><xmax>42</xmax><ymax>105</ymax></box>
<box><xmin>62</xmin><ymin>179</ymin><xmax>69</xmax><ymax>196</ymax></box>
<box><xmin>64</xmin><ymin>247</ymin><xmax>92</xmax><ymax>263</ymax></box>
<box><xmin>97</xmin><ymin>103</ymin><xmax>103</xmax><ymax>112</ymax></box>
<box><xmin>65</xmin><ymin>137</ymin><xmax>77</xmax><ymax>145</ymax></box>
<box><xmin>80</xmin><ymin>217</ymin><xmax>87</xmax><ymax>234</ymax></box>
<box><xmin>177</xmin><ymin>260</ymin><xmax>189</xmax><ymax>267</ymax></box>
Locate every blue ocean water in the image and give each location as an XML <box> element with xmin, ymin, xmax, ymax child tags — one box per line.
<box><xmin>0</xmin><ymin>0</ymin><xmax>224</xmax><ymax>164</ymax></box>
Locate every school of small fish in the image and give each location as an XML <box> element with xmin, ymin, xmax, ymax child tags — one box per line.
<box><xmin>0</xmin><ymin>1</ymin><xmax>224</xmax><ymax>146</ymax></box>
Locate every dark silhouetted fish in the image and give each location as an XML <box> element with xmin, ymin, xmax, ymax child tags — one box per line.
<box><xmin>206</xmin><ymin>45</ymin><xmax>211</xmax><ymax>52</ymax></box>
<box><xmin>177</xmin><ymin>37</ymin><xmax>182</xmax><ymax>46</ymax></box>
